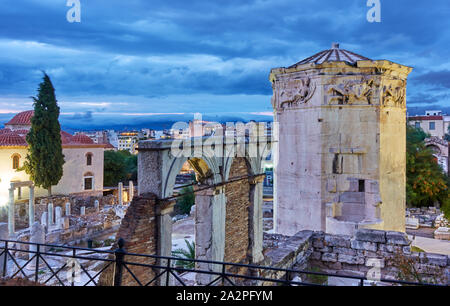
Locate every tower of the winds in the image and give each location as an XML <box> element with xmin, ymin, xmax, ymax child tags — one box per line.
<box><xmin>270</xmin><ymin>43</ymin><xmax>412</xmax><ymax>236</ymax></box>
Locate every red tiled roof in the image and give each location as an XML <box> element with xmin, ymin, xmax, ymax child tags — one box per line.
<box><xmin>60</xmin><ymin>131</ymin><xmax>73</xmax><ymax>145</ymax></box>
<box><xmin>0</xmin><ymin>128</ymin><xmax>12</xmax><ymax>135</ymax></box>
<box><xmin>70</xmin><ymin>134</ymin><xmax>94</xmax><ymax>144</ymax></box>
<box><xmin>408</xmin><ymin>116</ymin><xmax>443</xmax><ymax>121</ymax></box>
<box><xmin>0</xmin><ymin>132</ymin><xmax>27</xmax><ymax>146</ymax></box>
<box><xmin>104</xmin><ymin>143</ymin><xmax>115</xmax><ymax>149</ymax></box>
<box><xmin>5</xmin><ymin>110</ymin><xmax>34</xmax><ymax>126</ymax></box>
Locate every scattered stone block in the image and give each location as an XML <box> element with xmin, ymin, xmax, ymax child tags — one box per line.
<box><xmin>322</xmin><ymin>253</ymin><xmax>337</xmax><ymax>262</ymax></box>
<box><xmin>355</xmin><ymin>229</ymin><xmax>386</xmax><ymax>243</ymax></box>
<box><xmin>325</xmin><ymin>235</ymin><xmax>351</xmax><ymax>247</ymax></box>
<box><xmin>434</xmin><ymin>227</ymin><xmax>450</xmax><ymax>240</ymax></box>
<box><xmin>406</xmin><ymin>217</ymin><xmax>419</xmax><ymax>229</ymax></box>
<box><xmin>350</xmin><ymin>239</ymin><xmax>377</xmax><ymax>252</ymax></box>
<box><xmin>338</xmin><ymin>254</ymin><xmax>365</xmax><ymax>265</ymax></box>
<box><xmin>333</xmin><ymin>247</ymin><xmax>356</xmax><ymax>256</ymax></box>
<box><xmin>422</xmin><ymin>254</ymin><xmax>448</xmax><ymax>267</ymax></box>
<box><xmin>386</xmin><ymin>231</ymin><xmax>410</xmax><ymax>246</ymax></box>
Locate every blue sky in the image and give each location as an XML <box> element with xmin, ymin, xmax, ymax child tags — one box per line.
<box><xmin>0</xmin><ymin>0</ymin><xmax>449</xmax><ymax>128</ymax></box>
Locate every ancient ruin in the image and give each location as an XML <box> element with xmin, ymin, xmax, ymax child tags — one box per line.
<box><xmin>270</xmin><ymin>43</ymin><xmax>413</xmax><ymax>236</ymax></box>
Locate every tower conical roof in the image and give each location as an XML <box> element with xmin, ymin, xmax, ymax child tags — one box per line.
<box><xmin>288</xmin><ymin>43</ymin><xmax>371</xmax><ymax>68</ymax></box>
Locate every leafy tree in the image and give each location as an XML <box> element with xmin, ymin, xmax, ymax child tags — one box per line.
<box><xmin>175</xmin><ymin>186</ymin><xmax>195</xmax><ymax>215</ymax></box>
<box><xmin>103</xmin><ymin>150</ymin><xmax>137</xmax><ymax>186</ymax></box>
<box><xmin>23</xmin><ymin>73</ymin><xmax>64</xmax><ymax>195</ymax></box>
<box><xmin>406</xmin><ymin>125</ymin><xmax>448</xmax><ymax>207</ymax></box>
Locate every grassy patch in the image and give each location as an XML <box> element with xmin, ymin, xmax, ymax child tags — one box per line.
<box><xmin>411</xmin><ymin>246</ymin><xmax>425</xmax><ymax>253</ymax></box>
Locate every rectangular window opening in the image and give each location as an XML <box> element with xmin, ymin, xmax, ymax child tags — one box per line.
<box><xmin>358</xmin><ymin>179</ymin><xmax>365</xmax><ymax>192</ymax></box>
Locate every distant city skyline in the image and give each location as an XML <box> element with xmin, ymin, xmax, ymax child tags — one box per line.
<box><xmin>0</xmin><ymin>0</ymin><xmax>449</xmax><ymax>128</ymax></box>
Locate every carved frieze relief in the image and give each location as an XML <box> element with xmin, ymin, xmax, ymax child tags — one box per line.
<box><xmin>381</xmin><ymin>80</ymin><xmax>406</xmax><ymax>108</ymax></box>
<box><xmin>325</xmin><ymin>77</ymin><xmax>378</xmax><ymax>105</ymax></box>
<box><xmin>274</xmin><ymin>77</ymin><xmax>317</xmax><ymax>109</ymax></box>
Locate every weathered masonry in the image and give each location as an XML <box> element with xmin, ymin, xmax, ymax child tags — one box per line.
<box><xmin>271</xmin><ymin>43</ymin><xmax>413</xmax><ymax>236</ymax></box>
<box><xmin>136</xmin><ymin>136</ymin><xmax>271</xmax><ymax>283</ymax></box>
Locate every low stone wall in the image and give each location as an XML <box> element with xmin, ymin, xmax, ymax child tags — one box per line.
<box><xmin>261</xmin><ymin>229</ymin><xmax>449</xmax><ymax>285</ymax></box>
<box><xmin>261</xmin><ymin>231</ymin><xmax>313</xmax><ymax>284</ymax></box>
<box><xmin>309</xmin><ymin>229</ymin><xmax>450</xmax><ymax>285</ymax></box>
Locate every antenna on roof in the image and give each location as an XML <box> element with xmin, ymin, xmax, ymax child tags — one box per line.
<box><xmin>331</xmin><ymin>43</ymin><xmax>340</xmax><ymax>49</ymax></box>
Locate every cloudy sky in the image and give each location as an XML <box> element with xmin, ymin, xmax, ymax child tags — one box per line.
<box><xmin>0</xmin><ymin>0</ymin><xmax>449</xmax><ymax>129</ymax></box>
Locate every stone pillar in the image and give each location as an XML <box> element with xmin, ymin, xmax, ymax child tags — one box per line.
<box><xmin>94</xmin><ymin>200</ymin><xmax>100</xmax><ymax>212</ymax></box>
<box><xmin>28</xmin><ymin>186</ymin><xmax>35</xmax><ymax>228</ymax></box>
<box><xmin>249</xmin><ymin>177</ymin><xmax>264</xmax><ymax>263</ymax></box>
<box><xmin>41</xmin><ymin>212</ymin><xmax>48</xmax><ymax>229</ymax></box>
<box><xmin>0</xmin><ymin>223</ymin><xmax>7</xmax><ymax>275</ymax></box>
<box><xmin>156</xmin><ymin>199</ymin><xmax>175</xmax><ymax>286</ymax></box>
<box><xmin>65</xmin><ymin>202</ymin><xmax>71</xmax><ymax>216</ymax></box>
<box><xmin>55</xmin><ymin>207</ymin><xmax>62</xmax><ymax>229</ymax></box>
<box><xmin>29</xmin><ymin>222</ymin><xmax>45</xmax><ymax>261</ymax></box>
<box><xmin>8</xmin><ymin>188</ymin><xmax>15</xmax><ymax>236</ymax></box>
<box><xmin>129</xmin><ymin>181</ymin><xmax>134</xmax><ymax>203</ymax></box>
<box><xmin>61</xmin><ymin>217</ymin><xmax>70</xmax><ymax>230</ymax></box>
<box><xmin>194</xmin><ymin>186</ymin><xmax>226</xmax><ymax>285</ymax></box>
<box><xmin>47</xmin><ymin>203</ymin><xmax>54</xmax><ymax>226</ymax></box>
<box><xmin>80</xmin><ymin>206</ymin><xmax>86</xmax><ymax>216</ymax></box>
<box><xmin>118</xmin><ymin>182</ymin><xmax>123</xmax><ymax>205</ymax></box>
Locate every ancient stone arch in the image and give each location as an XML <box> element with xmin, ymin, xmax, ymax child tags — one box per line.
<box><xmin>134</xmin><ymin>136</ymin><xmax>270</xmax><ymax>284</ymax></box>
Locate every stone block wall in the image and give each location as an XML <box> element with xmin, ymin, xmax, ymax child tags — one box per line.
<box><xmin>99</xmin><ymin>193</ymin><xmax>158</xmax><ymax>286</ymax></box>
<box><xmin>309</xmin><ymin>229</ymin><xmax>449</xmax><ymax>284</ymax></box>
<box><xmin>224</xmin><ymin>157</ymin><xmax>251</xmax><ymax>264</ymax></box>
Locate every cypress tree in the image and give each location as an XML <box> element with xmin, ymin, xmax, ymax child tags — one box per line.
<box><xmin>23</xmin><ymin>73</ymin><xmax>65</xmax><ymax>195</ymax></box>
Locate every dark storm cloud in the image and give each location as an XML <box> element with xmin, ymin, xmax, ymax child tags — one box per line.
<box><xmin>0</xmin><ymin>0</ymin><xmax>449</xmax><ymax>118</ymax></box>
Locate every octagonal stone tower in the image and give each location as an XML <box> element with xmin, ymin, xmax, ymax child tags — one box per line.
<box><xmin>270</xmin><ymin>43</ymin><xmax>413</xmax><ymax>236</ymax></box>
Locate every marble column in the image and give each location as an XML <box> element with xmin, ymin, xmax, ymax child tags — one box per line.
<box><xmin>65</xmin><ymin>202</ymin><xmax>71</xmax><ymax>216</ymax></box>
<box><xmin>129</xmin><ymin>181</ymin><xmax>134</xmax><ymax>203</ymax></box>
<box><xmin>8</xmin><ymin>187</ymin><xmax>15</xmax><ymax>236</ymax></box>
<box><xmin>118</xmin><ymin>182</ymin><xmax>123</xmax><ymax>205</ymax></box>
<box><xmin>194</xmin><ymin>186</ymin><xmax>226</xmax><ymax>285</ymax></box>
<box><xmin>47</xmin><ymin>203</ymin><xmax>54</xmax><ymax>226</ymax></box>
<box><xmin>28</xmin><ymin>185</ymin><xmax>35</xmax><ymax>228</ymax></box>
<box><xmin>249</xmin><ymin>177</ymin><xmax>265</xmax><ymax>264</ymax></box>
<box><xmin>155</xmin><ymin>199</ymin><xmax>175</xmax><ymax>286</ymax></box>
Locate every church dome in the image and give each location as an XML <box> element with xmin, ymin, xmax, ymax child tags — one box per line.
<box><xmin>0</xmin><ymin>132</ymin><xmax>27</xmax><ymax>147</ymax></box>
<box><xmin>5</xmin><ymin>110</ymin><xmax>34</xmax><ymax>126</ymax></box>
<box><xmin>288</xmin><ymin>43</ymin><xmax>371</xmax><ymax>68</ymax></box>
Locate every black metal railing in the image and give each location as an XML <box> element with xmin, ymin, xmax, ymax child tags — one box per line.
<box><xmin>0</xmin><ymin>239</ymin><xmax>443</xmax><ymax>286</ymax></box>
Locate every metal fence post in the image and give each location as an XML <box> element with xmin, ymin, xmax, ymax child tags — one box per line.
<box><xmin>2</xmin><ymin>241</ymin><xmax>8</xmax><ymax>278</ymax></box>
<box><xmin>114</xmin><ymin>238</ymin><xmax>126</xmax><ymax>286</ymax></box>
<box><xmin>34</xmin><ymin>244</ymin><xmax>40</xmax><ymax>283</ymax></box>
<box><xmin>165</xmin><ymin>258</ymin><xmax>171</xmax><ymax>286</ymax></box>
<box><xmin>72</xmin><ymin>249</ymin><xmax>76</xmax><ymax>286</ymax></box>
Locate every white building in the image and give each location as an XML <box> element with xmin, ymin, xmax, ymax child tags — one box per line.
<box><xmin>0</xmin><ymin>110</ymin><xmax>105</xmax><ymax>205</ymax></box>
<box><xmin>408</xmin><ymin>110</ymin><xmax>449</xmax><ymax>139</ymax></box>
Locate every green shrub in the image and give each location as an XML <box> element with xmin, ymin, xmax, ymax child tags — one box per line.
<box><xmin>172</xmin><ymin>239</ymin><xmax>195</xmax><ymax>269</ymax></box>
<box><xmin>175</xmin><ymin>186</ymin><xmax>195</xmax><ymax>215</ymax></box>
